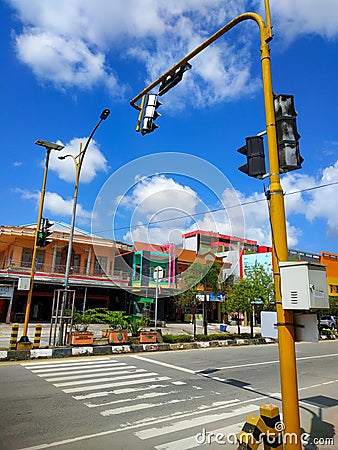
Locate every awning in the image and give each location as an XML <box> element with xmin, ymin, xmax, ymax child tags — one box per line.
<box><xmin>138</xmin><ymin>297</ymin><xmax>154</xmax><ymax>304</ymax></box>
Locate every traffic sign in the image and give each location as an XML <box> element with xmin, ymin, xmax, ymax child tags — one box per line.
<box><xmin>153</xmin><ymin>266</ymin><xmax>164</xmax><ymax>281</ymax></box>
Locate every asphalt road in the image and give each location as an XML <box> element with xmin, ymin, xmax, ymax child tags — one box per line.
<box><xmin>0</xmin><ymin>341</ymin><xmax>337</xmax><ymax>450</ymax></box>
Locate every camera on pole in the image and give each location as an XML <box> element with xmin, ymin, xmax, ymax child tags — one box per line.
<box><xmin>141</xmin><ymin>94</ymin><xmax>162</xmax><ymax>135</ymax></box>
<box><xmin>274</xmin><ymin>94</ymin><xmax>304</xmax><ymax>172</ymax></box>
<box><xmin>237</xmin><ymin>136</ymin><xmax>267</xmax><ymax>178</ymax></box>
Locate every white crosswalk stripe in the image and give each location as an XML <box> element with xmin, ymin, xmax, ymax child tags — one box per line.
<box><xmin>22</xmin><ymin>358</ymin><xmax>256</xmax><ymax>449</ymax></box>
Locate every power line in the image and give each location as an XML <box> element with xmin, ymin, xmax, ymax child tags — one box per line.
<box><xmin>100</xmin><ymin>180</ymin><xmax>338</xmax><ymax>234</ymax></box>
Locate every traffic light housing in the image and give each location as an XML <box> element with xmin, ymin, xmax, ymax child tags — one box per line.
<box><xmin>141</xmin><ymin>94</ymin><xmax>162</xmax><ymax>135</ymax></box>
<box><xmin>274</xmin><ymin>93</ymin><xmax>304</xmax><ymax>172</ymax></box>
<box><xmin>158</xmin><ymin>62</ymin><xmax>192</xmax><ymax>96</ymax></box>
<box><xmin>237</xmin><ymin>136</ymin><xmax>266</xmax><ymax>178</ymax></box>
<box><xmin>36</xmin><ymin>218</ymin><xmax>53</xmax><ymax>248</ymax></box>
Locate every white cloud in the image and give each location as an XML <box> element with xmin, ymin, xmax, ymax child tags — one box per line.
<box><xmin>7</xmin><ymin>0</ymin><xmax>338</xmax><ymax>105</ymax></box>
<box><xmin>15</xmin><ymin>29</ymin><xmax>118</xmax><ymax>90</ymax></box>
<box><xmin>121</xmin><ymin>174</ymin><xmax>200</xmax><ymax>244</ymax></box>
<box><xmin>303</xmin><ymin>160</ymin><xmax>338</xmax><ymax>237</ymax></box>
<box><xmin>49</xmin><ymin>138</ymin><xmax>108</xmax><ymax>183</ymax></box>
<box><xmin>16</xmin><ymin>188</ymin><xmax>91</xmax><ymax>220</ymax></box>
<box><xmin>7</xmin><ymin>0</ymin><xmax>258</xmax><ymax>104</ymax></box>
<box><xmin>271</xmin><ymin>0</ymin><xmax>338</xmax><ymax>40</ymax></box>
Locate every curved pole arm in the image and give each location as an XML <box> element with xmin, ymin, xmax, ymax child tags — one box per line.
<box><xmin>130</xmin><ymin>12</ymin><xmax>272</xmax><ymax>110</ymax></box>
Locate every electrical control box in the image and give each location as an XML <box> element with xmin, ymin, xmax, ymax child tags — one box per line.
<box><xmin>279</xmin><ymin>261</ymin><xmax>329</xmax><ymax>310</ymax></box>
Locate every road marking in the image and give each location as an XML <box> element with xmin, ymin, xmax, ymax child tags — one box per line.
<box><xmin>52</xmin><ymin>369</ymin><xmax>149</xmax><ymax>387</ymax></box>
<box><xmin>101</xmin><ymin>396</ymin><xmax>203</xmax><ymax>416</ymax></box>
<box><xmin>18</xmin><ymin>402</ymin><xmax>258</xmax><ymax>450</ymax></box>
<box><xmin>45</xmin><ymin>365</ymin><xmax>138</xmax><ymax>381</ymax></box>
<box><xmin>131</xmin><ymin>355</ymin><xmax>196</xmax><ymax>374</ymax></box>
<box><xmin>62</xmin><ymin>375</ymin><xmax>172</xmax><ymax>393</ymax></box>
<box><xmin>132</xmin><ymin>352</ymin><xmax>338</xmax><ymax>376</ymax></box>
<box><xmin>72</xmin><ymin>383</ymin><xmax>171</xmax><ymax>400</ymax></box>
<box><xmin>154</xmin><ymin>420</ymin><xmax>243</xmax><ymax>450</ymax></box>
<box><xmin>85</xmin><ymin>390</ymin><xmax>180</xmax><ymax>408</ymax></box>
<box><xmin>134</xmin><ymin>404</ymin><xmax>258</xmax><ymax>440</ymax></box>
<box><xmin>21</xmin><ymin>357</ymin><xmax>112</xmax><ymax>367</ymax></box>
<box><xmin>30</xmin><ymin>362</ymin><xmax>127</xmax><ymax>373</ymax></box>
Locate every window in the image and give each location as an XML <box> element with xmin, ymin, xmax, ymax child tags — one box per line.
<box><xmin>21</xmin><ymin>248</ymin><xmax>44</xmax><ymax>269</ymax></box>
<box><xmin>94</xmin><ymin>256</ymin><xmax>107</xmax><ymax>275</ymax></box>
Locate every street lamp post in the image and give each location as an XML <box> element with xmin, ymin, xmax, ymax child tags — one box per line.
<box><xmin>18</xmin><ymin>140</ymin><xmax>64</xmax><ymax>347</ymax></box>
<box><xmin>130</xmin><ymin>1</ymin><xmax>302</xmax><ymax>447</ymax></box>
<box><xmin>57</xmin><ymin>109</ymin><xmax>110</xmax><ymax>343</ymax></box>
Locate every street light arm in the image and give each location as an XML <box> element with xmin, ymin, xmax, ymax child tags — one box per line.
<box><xmin>58</xmin><ymin>154</ymin><xmax>77</xmax><ymax>165</ymax></box>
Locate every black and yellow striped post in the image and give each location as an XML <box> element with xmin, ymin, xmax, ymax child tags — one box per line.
<box><xmin>33</xmin><ymin>324</ymin><xmax>42</xmax><ymax>349</ymax></box>
<box><xmin>260</xmin><ymin>404</ymin><xmax>284</xmax><ymax>450</ymax></box>
<box><xmin>9</xmin><ymin>323</ymin><xmax>19</xmax><ymax>350</ymax></box>
<box><xmin>237</xmin><ymin>414</ymin><xmax>267</xmax><ymax>450</ymax></box>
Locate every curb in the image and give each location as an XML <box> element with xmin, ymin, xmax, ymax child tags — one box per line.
<box><xmin>0</xmin><ymin>338</ymin><xmax>275</xmax><ymax>361</ymax></box>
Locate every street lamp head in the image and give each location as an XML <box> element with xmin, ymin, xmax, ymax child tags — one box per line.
<box><xmin>100</xmin><ymin>109</ymin><xmax>110</xmax><ymax>120</ymax></box>
<box><xmin>35</xmin><ymin>139</ymin><xmax>64</xmax><ymax>151</ymax></box>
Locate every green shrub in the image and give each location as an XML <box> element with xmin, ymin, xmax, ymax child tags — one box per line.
<box><xmin>321</xmin><ymin>328</ymin><xmax>337</xmax><ymax>336</ymax></box>
<box><xmin>72</xmin><ymin>311</ymin><xmax>92</xmax><ymax>332</ymax></box>
<box><xmin>127</xmin><ymin>317</ymin><xmax>149</xmax><ymax>336</ymax></box>
<box><xmin>162</xmin><ymin>334</ymin><xmax>194</xmax><ymax>343</ymax></box>
<box><xmin>195</xmin><ymin>333</ymin><xmax>233</xmax><ymax>341</ymax></box>
<box><xmin>84</xmin><ymin>308</ymin><xmax>129</xmax><ymax>330</ymax></box>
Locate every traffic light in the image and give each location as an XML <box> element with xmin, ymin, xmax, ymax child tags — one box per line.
<box><xmin>274</xmin><ymin>93</ymin><xmax>304</xmax><ymax>172</ymax></box>
<box><xmin>141</xmin><ymin>94</ymin><xmax>162</xmax><ymax>135</ymax></box>
<box><xmin>237</xmin><ymin>136</ymin><xmax>266</xmax><ymax>178</ymax></box>
<box><xmin>158</xmin><ymin>62</ymin><xmax>192</xmax><ymax>96</ymax></box>
<box><xmin>36</xmin><ymin>218</ymin><xmax>53</xmax><ymax>247</ymax></box>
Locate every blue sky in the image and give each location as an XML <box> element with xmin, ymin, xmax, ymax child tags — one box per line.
<box><xmin>1</xmin><ymin>0</ymin><xmax>338</xmax><ymax>255</ymax></box>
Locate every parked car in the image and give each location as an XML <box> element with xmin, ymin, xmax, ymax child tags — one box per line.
<box><xmin>319</xmin><ymin>315</ymin><xmax>337</xmax><ymax>330</ymax></box>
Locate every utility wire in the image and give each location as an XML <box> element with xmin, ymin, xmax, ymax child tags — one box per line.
<box><xmin>105</xmin><ymin>180</ymin><xmax>338</xmax><ymax>234</ymax></box>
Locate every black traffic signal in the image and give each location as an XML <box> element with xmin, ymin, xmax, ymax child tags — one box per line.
<box><xmin>274</xmin><ymin>94</ymin><xmax>304</xmax><ymax>172</ymax></box>
<box><xmin>158</xmin><ymin>62</ymin><xmax>192</xmax><ymax>96</ymax></box>
<box><xmin>237</xmin><ymin>136</ymin><xmax>266</xmax><ymax>178</ymax></box>
<box><xmin>36</xmin><ymin>218</ymin><xmax>53</xmax><ymax>248</ymax></box>
<box><xmin>141</xmin><ymin>94</ymin><xmax>162</xmax><ymax>135</ymax></box>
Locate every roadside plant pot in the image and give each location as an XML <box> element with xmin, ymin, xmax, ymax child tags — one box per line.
<box><xmin>139</xmin><ymin>331</ymin><xmax>157</xmax><ymax>343</ymax></box>
<box><xmin>101</xmin><ymin>329</ymin><xmax>109</xmax><ymax>338</ymax></box>
<box><xmin>68</xmin><ymin>331</ymin><xmax>94</xmax><ymax>346</ymax></box>
<box><xmin>108</xmin><ymin>330</ymin><xmax>129</xmax><ymax>344</ymax></box>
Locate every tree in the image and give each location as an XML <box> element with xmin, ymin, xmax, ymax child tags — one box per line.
<box><xmin>224</xmin><ymin>263</ymin><xmax>275</xmax><ymax>335</ymax></box>
<box><xmin>176</xmin><ymin>261</ymin><xmax>222</xmax><ymax>336</ymax></box>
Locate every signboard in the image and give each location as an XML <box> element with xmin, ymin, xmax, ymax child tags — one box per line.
<box><xmin>153</xmin><ymin>266</ymin><xmax>164</xmax><ymax>281</ymax></box>
<box><xmin>0</xmin><ymin>285</ymin><xmax>14</xmax><ymax>298</ymax></box>
<box><xmin>18</xmin><ymin>277</ymin><xmax>31</xmax><ymax>291</ymax></box>
<box><xmin>261</xmin><ymin>311</ymin><xmax>278</xmax><ymax>339</ymax></box>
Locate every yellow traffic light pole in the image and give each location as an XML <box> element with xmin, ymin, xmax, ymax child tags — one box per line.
<box><xmin>130</xmin><ymin>1</ymin><xmax>301</xmax><ymax>448</ymax></box>
<box><xmin>20</xmin><ymin>148</ymin><xmax>51</xmax><ymax>343</ymax></box>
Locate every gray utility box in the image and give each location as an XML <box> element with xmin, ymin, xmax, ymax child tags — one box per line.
<box><xmin>279</xmin><ymin>261</ymin><xmax>329</xmax><ymax>310</ymax></box>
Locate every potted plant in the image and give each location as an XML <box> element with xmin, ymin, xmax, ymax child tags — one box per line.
<box><xmin>68</xmin><ymin>311</ymin><xmax>94</xmax><ymax>346</ymax></box>
<box><xmin>105</xmin><ymin>311</ymin><xmax>129</xmax><ymax>344</ymax></box>
<box><xmin>84</xmin><ymin>308</ymin><xmax>130</xmax><ymax>344</ymax></box>
<box><xmin>127</xmin><ymin>317</ymin><xmax>156</xmax><ymax>343</ymax></box>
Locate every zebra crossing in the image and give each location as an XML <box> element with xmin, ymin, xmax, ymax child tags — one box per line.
<box><xmin>21</xmin><ymin>357</ymin><xmax>258</xmax><ymax>449</ymax></box>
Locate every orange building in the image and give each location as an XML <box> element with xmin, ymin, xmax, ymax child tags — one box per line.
<box><xmin>0</xmin><ymin>223</ymin><xmax>133</xmax><ymax>322</ymax></box>
<box><xmin>320</xmin><ymin>252</ymin><xmax>338</xmax><ymax>298</ymax></box>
